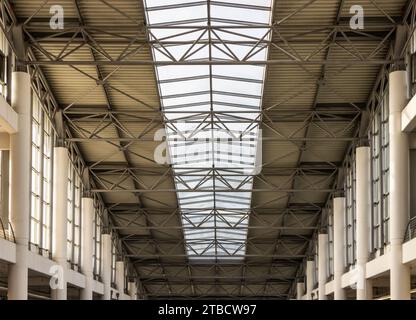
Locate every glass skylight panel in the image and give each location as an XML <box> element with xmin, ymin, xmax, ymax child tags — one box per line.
<box><xmin>144</xmin><ymin>0</ymin><xmax>273</xmax><ymax>260</ymax></box>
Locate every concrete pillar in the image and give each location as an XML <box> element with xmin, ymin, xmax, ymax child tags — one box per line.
<box><xmin>333</xmin><ymin>197</ymin><xmax>346</xmax><ymax>300</ymax></box>
<box><xmin>296</xmin><ymin>282</ymin><xmax>305</xmax><ymax>300</ymax></box>
<box><xmin>355</xmin><ymin>146</ymin><xmax>371</xmax><ymax>300</ymax></box>
<box><xmin>318</xmin><ymin>234</ymin><xmax>328</xmax><ymax>300</ymax></box>
<box><xmin>0</xmin><ymin>150</ymin><xmax>9</xmax><ymax>228</ymax></box>
<box><xmin>115</xmin><ymin>261</ymin><xmax>125</xmax><ymax>300</ymax></box>
<box><xmin>8</xmin><ymin>72</ymin><xmax>31</xmax><ymax>300</ymax></box>
<box><xmin>306</xmin><ymin>260</ymin><xmax>314</xmax><ymax>300</ymax></box>
<box><xmin>128</xmin><ymin>281</ymin><xmax>137</xmax><ymax>300</ymax></box>
<box><xmin>101</xmin><ymin>233</ymin><xmax>112</xmax><ymax>300</ymax></box>
<box><xmin>389</xmin><ymin>70</ymin><xmax>411</xmax><ymax>300</ymax></box>
<box><xmin>80</xmin><ymin>197</ymin><xmax>94</xmax><ymax>300</ymax></box>
<box><xmin>51</xmin><ymin>147</ymin><xmax>69</xmax><ymax>300</ymax></box>
<box><xmin>365</xmin><ymin>279</ymin><xmax>373</xmax><ymax>300</ymax></box>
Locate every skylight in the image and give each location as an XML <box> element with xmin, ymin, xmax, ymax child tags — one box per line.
<box><xmin>144</xmin><ymin>0</ymin><xmax>273</xmax><ymax>260</ymax></box>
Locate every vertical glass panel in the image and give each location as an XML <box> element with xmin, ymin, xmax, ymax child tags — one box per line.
<box><xmin>370</xmin><ymin>89</ymin><xmax>390</xmax><ymax>252</ymax></box>
<box><xmin>30</xmin><ymin>91</ymin><xmax>55</xmax><ymax>253</ymax></box>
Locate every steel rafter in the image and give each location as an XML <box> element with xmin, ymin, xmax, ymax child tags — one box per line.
<box><xmin>2</xmin><ymin>0</ymin><xmax>414</xmax><ymax>299</ymax></box>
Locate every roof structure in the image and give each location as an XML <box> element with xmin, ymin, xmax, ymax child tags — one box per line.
<box><xmin>2</xmin><ymin>0</ymin><xmax>413</xmax><ymax>299</ymax></box>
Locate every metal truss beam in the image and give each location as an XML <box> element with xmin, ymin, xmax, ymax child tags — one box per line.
<box><xmin>2</xmin><ymin>0</ymin><xmax>413</xmax><ymax>299</ymax></box>
<box><xmin>23</xmin><ymin>21</ymin><xmax>397</xmax><ymax>31</ymax></box>
<box><xmin>24</xmin><ymin>59</ymin><xmax>396</xmax><ymax>66</ymax></box>
<box><xmin>140</xmin><ymin>278</ymin><xmax>294</xmax><ymax>284</ymax></box>
<box><xmin>111</xmin><ymin>212</ymin><xmax>318</xmax><ymax>233</ymax></box>
<box><xmin>64</xmin><ymin>108</ymin><xmax>362</xmax><ymax>122</ymax></box>
<box><xmin>133</xmin><ymin>261</ymin><xmax>299</xmax><ymax>267</ymax></box>
<box><xmin>92</xmin><ymin>188</ymin><xmax>335</xmax><ymax>193</ymax></box>
<box><xmin>107</xmin><ymin>206</ymin><xmax>322</xmax><ymax>216</ymax></box>
<box><xmin>68</xmin><ymin>137</ymin><xmax>357</xmax><ymax>142</ymax></box>
<box><xmin>114</xmin><ymin>226</ymin><xmax>316</xmax><ymax>231</ymax></box>
<box><xmin>129</xmin><ymin>254</ymin><xmax>305</xmax><ymax>259</ymax></box>
<box><xmin>89</xmin><ymin>165</ymin><xmax>339</xmax><ymax>177</ymax></box>
<box><xmin>21</xmin><ymin>13</ymin><xmax>399</xmax><ymax>68</ymax></box>
<box><xmin>120</xmin><ymin>236</ymin><xmax>311</xmax><ymax>244</ymax></box>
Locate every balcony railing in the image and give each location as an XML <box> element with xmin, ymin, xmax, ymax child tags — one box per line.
<box><xmin>404</xmin><ymin>216</ymin><xmax>416</xmax><ymax>243</ymax></box>
<box><xmin>0</xmin><ymin>217</ymin><xmax>15</xmax><ymax>243</ymax></box>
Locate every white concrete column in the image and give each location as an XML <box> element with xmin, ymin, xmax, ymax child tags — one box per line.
<box><xmin>333</xmin><ymin>197</ymin><xmax>346</xmax><ymax>300</ymax></box>
<box><xmin>8</xmin><ymin>72</ymin><xmax>31</xmax><ymax>300</ymax></box>
<box><xmin>306</xmin><ymin>260</ymin><xmax>314</xmax><ymax>300</ymax></box>
<box><xmin>0</xmin><ymin>150</ymin><xmax>9</xmax><ymax>228</ymax></box>
<box><xmin>318</xmin><ymin>234</ymin><xmax>328</xmax><ymax>300</ymax></box>
<box><xmin>115</xmin><ymin>261</ymin><xmax>125</xmax><ymax>299</ymax></box>
<box><xmin>356</xmin><ymin>146</ymin><xmax>371</xmax><ymax>300</ymax></box>
<box><xmin>389</xmin><ymin>70</ymin><xmax>411</xmax><ymax>300</ymax></box>
<box><xmin>101</xmin><ymin>233</ymin><xmax>112</xmax><ymax>300</ymax></box>
<box><xmin>80</xmin><ymin>197</ymin><xmax>94</xmax><ymax>300</ymax></box>
<box><xmin>296</xmin><ymin>282</ymin><xmax>305</xmax><ymax>300</ymax></box>
<box><xmin>51</xmin><ymin>147</ymin><xmax>69</xmax><ymax>300</ymax></box>
<box><xmin>128</xmin><ymin>281</ymin><xmax>137</xmax><ymax>300</ymax></box>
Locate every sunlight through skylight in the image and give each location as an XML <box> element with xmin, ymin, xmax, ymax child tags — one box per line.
<box><xmin>144</xmin><ymin>0</ymin><xmax>273</xmax><ymax>260</ymax></box>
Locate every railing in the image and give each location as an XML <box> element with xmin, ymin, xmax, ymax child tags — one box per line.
<box><xmin>404</xmin><ymin>216</ymin><xmax>416</xmax><ymax>243</ymax></box>
<box><xmin>0</xmin><ymin>217</ymin><xmax>15</xmax><ymax>243</ymax></box>
<box><xmin>29</xmin><ymin>242</ymin><xmax>52</xmax><ymax>258</ymax></box>
<box><xmin>93</xmin><ymin>273</ymin><xmax>102</xmax><ymax>282</ymax></box>
<box><xmin>68</xmin><ymin>261</ymin><xmax>80</xmax><ymax>272</ymax></box>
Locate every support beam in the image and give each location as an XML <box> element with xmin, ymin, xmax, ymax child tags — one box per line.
<box><xmin>0</xmin><ymin>150</ymin><xmax>9</xmax><ymax>228</ymax></box>
<box><xmin>23</xmin><ymin>59</ymin><xmax>396</xmax><ymax>67</ymax></box>
<box><xmin>318</xmin><ymin>234</ymin><xmax>328</xmax><ymax>300</ymax></box>
<box><xmin>333</xmin><ymin>197</ymin><xmax>346</xmax><ymax>300</ymax></box>
<box><xmin>389</xmin><ymin>70</ymin><xmax>411</xmax><ymax>300</ymax></box>
<box><xmin>92</xmin><ymin>188</ymin><xmax>336</xmax><ymax>194</ymax></box>
<box><xmin>68</xmin><ymin>137</ymin><xmax>357</xmax><ymax>143</ymax></box>
<box><xmin>296</xmin><ymin>282</ymin><xmax>305</xmax><ymax>300</ymax></box>
<box><xmin>306</xmin><ymin>260</ymin><xmax>314</xmax><ymax>300</ymax></box>
<box><xmin>356</xmin><ymin>146</ymin><xmax>372</xmax><ymax>300</ymax></box>
<box><xmin>101</xmin><ymin>233</ymin><xmax>112</xmax><ymax>300</ymax></box>
<box><xmin>115</xmin><ymin>261</ymin><xmax>125</xmax><ymax>300</ymax></box>
<box><xmin>128</xmin><ymin>281</ymin><xmax>137</xmax><ymax>300</ymax></box>
<box><xmin>8</xmin><ymin>71</ymin><xmax>31</xmax><ymax>300</ymax></box>
<box><xmin>80</xmin><ymin>197</ymin><xmax>94</xmax><ymax>300</ymax></box>
<box><xmin>51</xmin><ymin>147</ymin><xmax>69</xmax><ymax>300</ymax></box>
<box><xmin>129</xmin><ymin>254</ymin><xmax>306</xmax><ymax>259</ymax></box>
